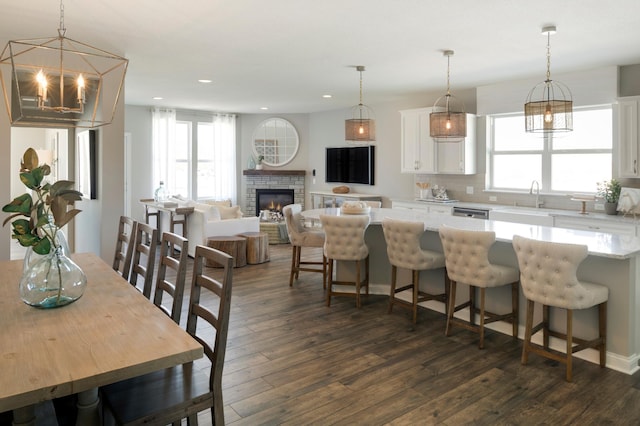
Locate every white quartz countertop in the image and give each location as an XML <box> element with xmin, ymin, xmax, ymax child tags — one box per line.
<box><xmin>303</xmin><ymin>207</ymin><xmax>640</xmax><ymax>259</ymax></box>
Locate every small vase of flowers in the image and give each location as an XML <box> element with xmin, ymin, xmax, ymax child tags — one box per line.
<box><xmin>3</xmin><ymin>148</ymin><xmax>86</xmax><ymax>308</ymax></box>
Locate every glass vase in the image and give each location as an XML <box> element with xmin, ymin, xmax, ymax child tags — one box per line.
<box><xmin>247</xmin><ymin>156</ymin><xmax>256</xmax><ymax>170</ymax></box>
<box><xmin>20</xmin><ymin>247</ymin><xmax>87</xmax><ymax>308</ymax></box>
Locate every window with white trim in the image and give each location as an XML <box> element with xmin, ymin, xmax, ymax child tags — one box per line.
<box><xmin>153</xmin><ymin>109</ymin><xmax>237</xmax><ymax>202</ymax></box>
<box><xmin>487</xmin><ymin>106</ymin><xmax>613</xmax><ymax>194</ymax></box>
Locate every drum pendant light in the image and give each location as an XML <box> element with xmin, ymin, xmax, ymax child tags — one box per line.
<box><xmin>524</xmin><ymin>25</ymin><xmax>573</xmax><ymax>134</ymax></box>
<box><xmin>345</xmin><ymin>66</ymin><xmax>375</xmax><ymax>142</ymax></box>
<box><xmin>430</xmin><ymin>50</ymin><xmax>466</xmax><ymax>143</ymax></box>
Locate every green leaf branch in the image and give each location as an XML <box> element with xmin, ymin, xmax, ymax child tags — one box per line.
<box><xmin>3</xmin><ymin>148</ymin><xmax>83</xmax><ymax>255</ymax></box>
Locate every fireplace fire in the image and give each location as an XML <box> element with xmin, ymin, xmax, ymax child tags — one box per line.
<box><xmin>255</xmin><ymin>189</ymin><xmax>294</xmax><ymax>219</ymax></box>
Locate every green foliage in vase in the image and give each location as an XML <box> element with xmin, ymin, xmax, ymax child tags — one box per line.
<box><xmin>596</xmin><ymin>178</ymin><xmax>622</xmax><ymax>203</ymax></box>
<box><xmin>2</xmin><ymin>148</ymin><xmax>83</xmax><ymax>255</ymax></box>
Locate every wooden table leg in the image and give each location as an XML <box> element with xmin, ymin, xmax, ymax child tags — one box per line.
<box><xmin>12</xmin><ymin>406</ymin><xmax>35</xmax><ymax>426</ymax></box>
<box><xmin>76</xmin><ymin>388</ymin><xmax>100</xmax><ymax>426</ymax></box>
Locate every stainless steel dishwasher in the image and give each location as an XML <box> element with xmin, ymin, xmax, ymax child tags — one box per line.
<box><xmin>452</xmin><ymin>206</ymin><xmax>490</xmax><ymax>220</ymax></box>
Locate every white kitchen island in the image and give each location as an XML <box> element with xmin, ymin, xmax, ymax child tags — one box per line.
<box><xmin>302</xmin><ymin>207</ymin><xmax>640</xmax><ymax>375</ymax></box>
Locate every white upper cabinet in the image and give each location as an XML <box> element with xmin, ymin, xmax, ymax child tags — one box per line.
<box><xmin>617</xmin><ymin>97</ymin><xmax>640</xmax><ymax>177</ymax></box>
<box><xmin>400</xmin><ymin>108</ymin><xmax>476</xmax><ymax>174</ymax></box>
<box><xmin>400</xmin><ymin>108</ymin><xmax>435</xmax><ymax>173</ymax></box>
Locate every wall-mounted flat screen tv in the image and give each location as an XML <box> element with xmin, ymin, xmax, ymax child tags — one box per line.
<box><xmin>325</xmin><ymin>145</ymin><xmax>375</xmax><ymax>185</ymax></box>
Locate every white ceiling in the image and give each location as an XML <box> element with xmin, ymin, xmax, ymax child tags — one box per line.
<box><xmin>2</xmin><ymin>0</ymin><xmax>640</xmax><ymax>114</ymax></box>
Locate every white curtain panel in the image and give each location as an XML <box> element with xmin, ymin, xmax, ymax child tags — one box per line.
<box><xmin>207</xmin><ymin>113</ymin><xmax>237</xmax><ymax>204</ymax></box>
<box><xmin>152</xmin><ymin>107</ymin><xmax>177</xmax><ymax>192</ymax></box>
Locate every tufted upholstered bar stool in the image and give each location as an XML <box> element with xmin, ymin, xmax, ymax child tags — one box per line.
<box><xmin>320</xmin><ymin>214</ymin><xmax>370</xmax><ymax>308</ymax></box>
<box><xmin>438</xmin><ymin>225</ymin><xmax>519</xmax><ymax>349</ymax></box>
<box><xmin>382</xmin><ymin>218</ymin><xmax>448</xmax><ymax>324</ymax></box>
<box><xmin>283</xmin><ymin>204</ymin><xmax>326</xmax><ymax>288</ymax></box>
<box><xmin>512</xmin><ymin>235</ymin><xmax>608</xmax><ymax>382</ymax></box>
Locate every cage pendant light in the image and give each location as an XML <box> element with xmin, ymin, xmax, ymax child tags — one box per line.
<box><xmin>524</xmin><ymin>26</ymin><xmax>572</xmax><ymax>133</ymax></box>
<box><xmin>345</xmin><ymin>65</ymin><xmax>376</xmax><ymax>142</ymax></box>
<box><xmin>430</xmin><ymin>50</ymin><xmax>466</xmax><ymax>143</ymax></box>
<box><xmin>0</xmin><ymin>0</ymin><xmax>128</xmax><ymax>128</ymax></box>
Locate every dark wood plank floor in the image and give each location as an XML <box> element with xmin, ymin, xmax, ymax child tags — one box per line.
<box><xmin>199</xmin><ymin>244</ymin><xmax>640</xmax><ymax>425</ymax></box>
<box><xmin>4</xmin><ymin>243</ymin><xmax>640</xmax><ymax>425</ymax></box>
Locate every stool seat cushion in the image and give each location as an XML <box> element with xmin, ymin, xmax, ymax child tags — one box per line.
<box><xmin>439</xmin><ymin>225</ymin><xmax>518</xmax><ymax>288</ymax></box>
<box><xmin>513</xmin><ymin>235</ymin><xmax>608</xmax><ymax>310</ymax></box>
<box><xmin>383</xmin><ymin>218</ymin><xmax>445</xmax><ymax>271</ymax></box>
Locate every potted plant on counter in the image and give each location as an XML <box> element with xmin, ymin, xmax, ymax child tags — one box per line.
<box><xmin>255</xmin><ymin>155</ymin><xmax>265</xmax><ymax>170</ymax></box>
<box><xmin>597</xmin><ymin>179</ymin><xmax>621</xmax><ymax>215</ymax></box>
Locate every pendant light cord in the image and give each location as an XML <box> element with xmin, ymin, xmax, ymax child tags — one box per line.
<box><xmin>446</xmin><ymin>54</ymin><xmax>451</xmax><ymax>96</ymax></box>
<box><xmin>58</xmin><ymin>0</ymin><xmax>66</xmax><ymax>37</ymax></box>
<box><xmin>359</xmin><ymin>68</ymin><xmax>364</xmax><ymax>106</ymax></box>
<box><xmin>545</xmin><ymin>31</ymin><xmax>551</xmax><ymax>83</ymax></box>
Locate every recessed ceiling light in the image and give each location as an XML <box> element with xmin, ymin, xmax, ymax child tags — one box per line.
<box><xmin>198</xmin><ymin>79</ymin><xmax>212</xmax><ymax>83</ymax></box>
<box><xmin>152</xmin><ymin>96</ymin><xmax>163</xmax><ymax>100</ymax></box>
<box><xmin>322</xmin><ymin>94</ymin><xmax>332</xmax><ymax>98</ymax></box>
<box><xmin>260</xmin><ymin>107</ymin><xmax>269</xmax><ymax>110</ymax></box>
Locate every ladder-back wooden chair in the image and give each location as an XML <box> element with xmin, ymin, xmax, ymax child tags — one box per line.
<box><xmin>112</xmin><ymin>216</ymin><xmax>137</xmax><ymax>281</ymax></box>
<box><xmin>101</xmin><ymin>245</ymin><xmax>233</xmax><ymax>425</ymax></box>
<box><xmin>129</xmin><ymin>222</ymin><xmax>158</xmax><ymax>299</ymax></box>
<box><xmin>153</xmin><ymin>232</ymin><xmax>189</xmax><ymax>324</ymax></box>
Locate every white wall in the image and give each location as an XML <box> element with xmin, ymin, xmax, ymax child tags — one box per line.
<box><xmin>124</xmin><ymin>105</ymin><xmax>154</xmax><ymax>225</ymax></box>
<box><xmin>303</xmin><ymin>89</ymin><xmax>477</xmax><ymax>207</ymax></box>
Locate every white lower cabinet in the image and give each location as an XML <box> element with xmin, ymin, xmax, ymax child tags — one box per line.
<box><xmin>553</xmin><ymin>216</ymin><xmax>637</xmax><ymax>236</ymax></box>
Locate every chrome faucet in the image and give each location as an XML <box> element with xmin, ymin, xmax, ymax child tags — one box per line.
<box><xmin>529</xmin><ymin>180</ymin><xmax>543</xmax><ymax>208</ymax></box>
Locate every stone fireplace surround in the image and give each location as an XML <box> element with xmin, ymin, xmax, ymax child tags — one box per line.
<box><xmin>243</xmin><ymin>170</ymin><xmax>305</xmax><ymax>217</ymax></box>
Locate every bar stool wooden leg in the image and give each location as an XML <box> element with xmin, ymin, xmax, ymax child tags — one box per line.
<box><xmin>512</xmin><ymin>281</ymin><xmax>519</xmax><ymax>339</ymax></box>
<box><xmin>469</xmin><ymin>286</ymin><xmax>476</xmax><ymax>326</ymax></box>
<box><xmin>388</xmin><ymin>265</ymin><xmax>397</xmax><ymax>314</ymax></box>
<box><xmin>521</xmin><ymin>299</ymin><xmax>533</xmax><ymax>365</ymax></box>
<box><xmin>599</xmin><ymin>302</ymin><xmax>607</xmax><ymax>367</ymax></box>
<box><xmin>543</xmin><ymin>304</ymin><xmax>550</xmax><ymax>349</ymax></box>
<box><xmin>326</xmin><ymin>259</ymin><xmax>334</xmax><ymax>307</ymax></box>
<box><xmin>412</xmin><ymin>270</ymin><xmax>419</xmax><ymax>324</ymax></box>
<box><xmin>446</xmin><ymin>280</ymin><xmax>457</xmax><ymax>337</ymax></box>
<box><xmin>479</xmin><ymin>287</ymin><xmax>486</xmax><ymax>349</ymax></box>
<box><xmin>566</xmin><ymin>309</ymin><xmax>573</xmax><ymax>382</ymax></box>
<box><xmin>289</xmin><ymin>246</ymin><xmax>298</xmax><ymax>287</ymax></box>
<box><xmin>355</xmin><ymin>259</ymin><xmax>362</xmax><ymax>309</ymax></box>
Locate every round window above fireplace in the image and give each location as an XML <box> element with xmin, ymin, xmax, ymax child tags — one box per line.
<box><xmin>252</xmin><ymin>118</ymin><xmax>299</xmax><ymax>167</ymax></box>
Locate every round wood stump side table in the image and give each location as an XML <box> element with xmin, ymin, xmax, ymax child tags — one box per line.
<box><xmin>237</xmin><ymin>232</ymin><xmax>270</xmax><ymax>264</ymax></box>
<box><xmin>205</xmin><ymin>236</ymin><xmax>247</xmax><ymax>268</ymax></box>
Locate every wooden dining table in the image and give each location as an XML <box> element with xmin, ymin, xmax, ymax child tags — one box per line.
<box><xmin>0</xmin><ymin>252</ymin><xmax>204</xmax><ymax>425</ymax></box>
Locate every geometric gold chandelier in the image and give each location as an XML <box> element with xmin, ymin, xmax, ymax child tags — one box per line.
<box><xmin>0</xmin><ymin>0</ymin><xmax>128</xmax><ymax>128</ymax></box>
<box><xmin>524</xmin><ymin>25</ymin><xmax>573</xmax><ymax>134</ymax></box>
<box><xmin>345</xmin><ymin>65</ymin><xmax>376</xmax><ymax>142</ymax></box>
<box><xmin>430</xmin><ymin>50</ymin><xmax>466</xmax><ymax>143</ymax></box>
